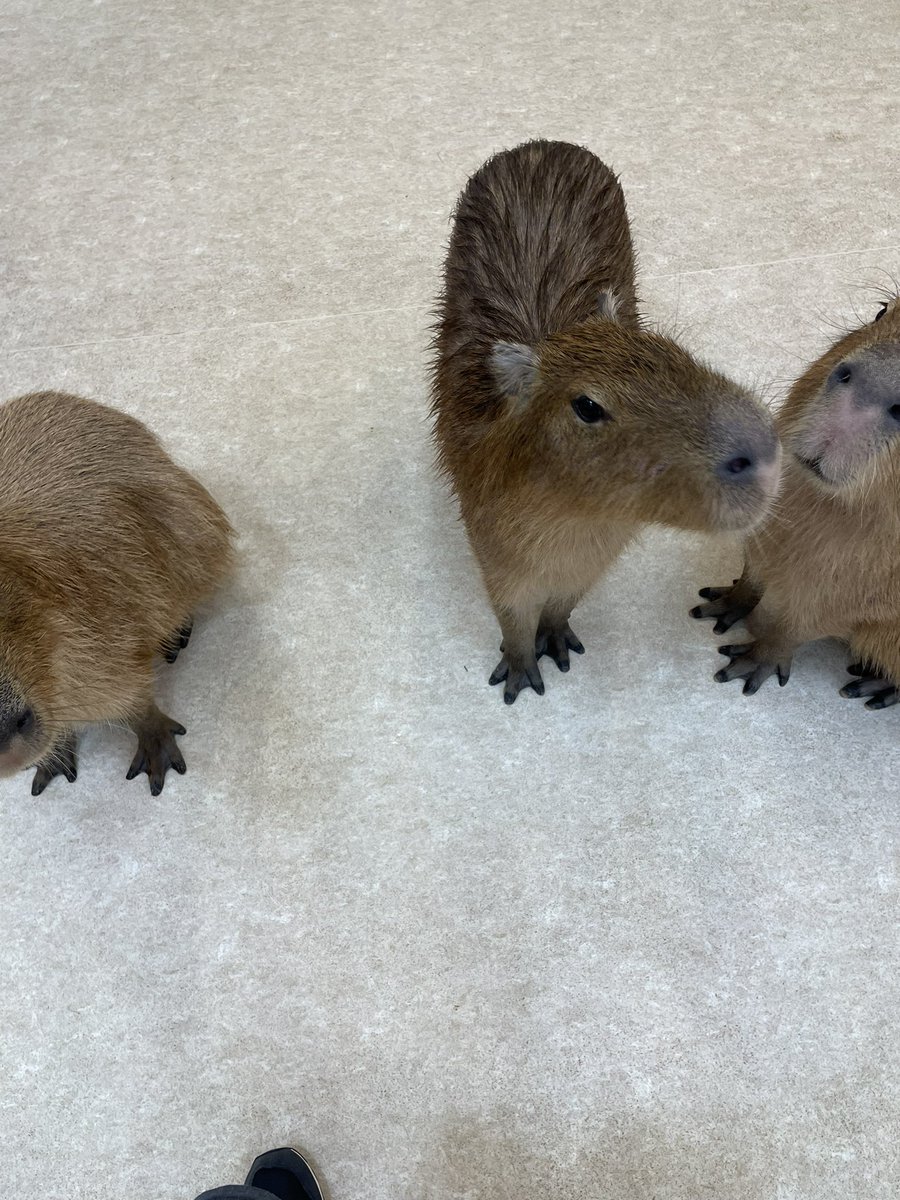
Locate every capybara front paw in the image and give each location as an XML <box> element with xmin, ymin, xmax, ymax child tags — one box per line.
<box><xmin>31</xmin><ymin>733</ymin><xmax>78</xmax><ymax>796</ymax></box>
<box><xmin>535</xmin><ymin>624</ymin><xmax>585</xmax><ymax>673</ymax></box>
<box><xmin>489</xmin><ymin>655</ymin><xmax>545</xmax><ymax>705</ymax></box>
<box><xmin>126</xmin><ymin>712</ymin><xmax>187</xmax><ymax>795</ymax></box>
<box><xmin>840</xmin><ymin>662</ymin><xmax>898</xmax><ymax>710</ymax></box>
<box><xmin>690</xmin><ymin>579</ymin><xmax>758</xmax><ymax>634</ymax></box>
<box><xmin>714</xmin><ymin>642</ymin><xmax>792</xmax><ymax>695</ymax></box>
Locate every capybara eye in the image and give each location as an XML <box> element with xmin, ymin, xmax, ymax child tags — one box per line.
<box><xmin>834</xmin><ymin>364</ymin><xmax>853</xmax><ymax>384</ymax></box>
<box><xmin>572</xmin><ymin>394</ymin><xmax>610</xmax><ymax>424</ymax></box>
<box><xmin>874</xmin><ymin>301</ymin><xmax>889</xmax><ymax>323</ymax></box>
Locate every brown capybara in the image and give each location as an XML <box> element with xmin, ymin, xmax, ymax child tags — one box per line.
<box><xmin>0</xmin><ymin>391</ymin><xmax>233</xmax><ymax>795</ymax></box>
<box><xmin>692</xmin><ymin>294</ymin><xmax>900</xmax><ymax>707</ymax></box>
<box><xmin>431</xmin><ymin>139</ymin><xmax>780</xmax><ymax>703</ymax></box>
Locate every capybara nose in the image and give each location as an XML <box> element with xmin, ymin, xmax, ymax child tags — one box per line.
<box><xmin>0</xmin><ymin>705</ymin><xmax>33</xmax><ymax>751</ymax></box>
<box><xmin>714</xmin><ymin>417</ymin><xmax>779</xmax><ymax>485</ymax></box>
<box><xmin>828</xmin><ymin>352</ymin><xmax>900</xmax><ymax>422</ymax></box>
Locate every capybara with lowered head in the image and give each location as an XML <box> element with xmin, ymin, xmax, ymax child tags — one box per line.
<box><xmin>692</xmin><ymin>294</ymin><xmax>900</xmax><ymax>707</ymax></box>
<box><xmin>432</xmin><ymin>139</ymin><xmax>780</xmax><ymax>703</ymax></box>
<box><xmin>0</xmin><ymin>390</ymin><xmax>233</xmax><ymax>794</ymax></box>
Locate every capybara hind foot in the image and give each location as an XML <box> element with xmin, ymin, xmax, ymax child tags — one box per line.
<box><xmin>841</xmin><ymin>662</ymin><xmax>898</xmax><ymax>710</ymax></box>
<box><xmin>162</xmin><ymin>620</ymin><xmax>193</xmax><ymax>664</ymax></box>
<box><xmin>536</xmin><ymin>624</ymin><xmax>585</xmax><ymax>672</ymax></box>
<box><xmin>690</xmin><ymin>577</ymin><xmax>761</xmax><ymax>634</ymax></box>
<box><xmin>489</xmin><ymin>654</ymin><xmax>545</xmax><ymax>705</ymax></box>
<box><xmin>31</xmin><ymin>732</ymin><xmax>78</xmax><ymax>796</ymax></box>
<box><xmin>126</xmin><ymin>705</ymin><xmax>187</xmax><ymax>795</ymax></box>
<box><xmin>714</xmin><ymin>642</ymin><xmax>792</xmax><ymax>695</ymax></box>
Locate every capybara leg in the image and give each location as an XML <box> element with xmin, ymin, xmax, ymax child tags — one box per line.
<box><xmin>126</xmin><ymin>703</ymin><xmax>187</xmax><ymax>795</ymax></box>
<box><xmin>713</xmin><ymin>601</ymin><xmax>799</xmax><ymax>696</ymax></box>
<box><xmin>536</xmin><ymin>595</ymin><xmax>585</xmax><ymax>673</ymax></box>
<box><xmin>842</xmin><ymin>627</ymin><xmax>900</xmax><ymax>710</ymax></box>
<box><xmin>31</xmin><ymin>730</ymin><xmax>78</xmax><ymax>796</ymax></box>
<box><xmin>489</xmin><ymin>600</ymin><xmax>545</xmax><ymax>705</ymax></box>
<box><xmin>161</xmin><ymin>619</ymin><xmax>194</xmax><ymax>664</ymax></box>
<box><xmin>690</xmin><ymin>567</ymin><xmax>762</xmax><ymax>634</ymax></box>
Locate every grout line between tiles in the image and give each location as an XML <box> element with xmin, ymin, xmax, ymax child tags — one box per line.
<box><xmin>2</xmin><ymin>245</ymin><xmax>897</xmax><ymax>358</ymax></box>
<box><xmin>644</xmin><ymin>244</ymin><xmax>900</xmax><ymax>282</ymax></box>
<box><xmin>0</xmin><ymin>303</ymin><xmax>424</xmax><ymax>357</ymax></box>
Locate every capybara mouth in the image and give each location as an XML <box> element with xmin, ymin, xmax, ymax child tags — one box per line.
<box><xmin>0</xmin><ymin>745</ymin><xmax>34</xmax><ymax>778</ymax></box>
<box><xmin>795</xmin><ymin>452</ymin><xmax>833</xmax><ymax>484</ymax></box>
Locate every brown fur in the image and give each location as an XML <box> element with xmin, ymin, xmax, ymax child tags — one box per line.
<box><xmin>693</xmin><ymin>297</ymin><xmax>900</xmax><ymax>703</ymax></box>
<box><xmin>431</xmin><ymin>139</ymin><xmax>780</xmax><ymax>702</ymax></box>
<box><xmin>0</xmin><ymin>390</ymin><xmax>234</xmax><ymax>792</ymax></box>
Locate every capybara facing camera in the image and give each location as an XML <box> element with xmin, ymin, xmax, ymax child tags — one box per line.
<box><xmin>693</xmin><ymin>294</ymin><xmax>900</xmax><ymax>706</ymax></box>
<box><xmin>432</xmin><ymin>140</ymin><xmax>780</xmax><ymax>703</ymax></box>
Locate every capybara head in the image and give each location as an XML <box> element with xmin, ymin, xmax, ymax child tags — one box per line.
<box><xmin>779</xmin><ymin>295</ymin><xmax>900</xmax><ymax>490</ymax></box>
<box><xmin>489</xmin><ymin>296</ymin><xmax>781</xmax><ymax>533</ymax></box>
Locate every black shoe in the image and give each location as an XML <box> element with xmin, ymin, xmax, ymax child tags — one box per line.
<box><xmin>194</xmin><ymin>1147</ymin><xmax>325</xmax><ymax>1200</ymax></box>
<box><xmin>245</xmin><ymin>1148</ymin><xmax>324</xmax><ymax>1200</ymax></box>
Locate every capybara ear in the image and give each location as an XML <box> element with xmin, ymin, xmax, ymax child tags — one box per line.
<box><xmin>597</xmin><ymin>290</ymin><xmax>621</xmax><ymax>322</ymax></box>
<box><xmin>490</xmin><ymin>341</ymin><xmax>539</xmax><ymax>402</ymax></box>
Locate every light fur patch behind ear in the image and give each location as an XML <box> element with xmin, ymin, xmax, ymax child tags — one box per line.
<box><xmin>490</xmin><ymin>341</ymin><xmax>538</xmax><ymax>399</ymax></box>
<box><xmin>597</xmin><ymin>290</ymin><xmax>620</xmax><ymax>322</ymax></box>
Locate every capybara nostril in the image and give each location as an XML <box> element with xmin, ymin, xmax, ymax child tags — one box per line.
<box><xmin>888</xmin><ymin>403</ymin><xmax>900</xmax><ymax>423</ymax></box>
<box><xmin>832</xmin><ymin>363</ymin><xmax>853</xmax><ymax>385</ymax></box>
<box><xmin>16</xmin><ymin>707</ymin><xmax>34</xmax><ymax>735</ymax></box>
<box><xmin>718</xmin><ymin>453</ymin><xmax>755</xmax><ymax>481</ymax></box>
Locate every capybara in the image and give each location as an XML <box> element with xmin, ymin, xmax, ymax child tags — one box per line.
<box><xmin>432</xmin><ymin>139</ymin><xmax>780</xmax><ymax>702</ymax></box>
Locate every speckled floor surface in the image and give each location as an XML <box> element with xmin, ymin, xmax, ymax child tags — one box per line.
<box><xmin>1</xmin><ymin>2</ymin><xmax>899</xmax><ymax>1197</ymax></box>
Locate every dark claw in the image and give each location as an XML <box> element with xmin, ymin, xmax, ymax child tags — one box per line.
<box><xmin>713</xmin><ymin>617</ymin><xmax>736</xmax><ymax>634</ymax></box>
<box><xmin>488</xmin><ymin>660</ymin><xmax>509</xmax><ymax>686</ymax></box>
<box><xmin>31</xmin><ymin>733</ymin><xmax>78</xmax><ymax>796</ymax></box>
<box><xmin>504</xmin><ymin>674</ymin><xmax>544</xmax><ymax>704</ymax></box>
<box><xmin>718</xmin><ymin>643</ymin><xmax>751</xmax><ymax>659</ymax></box>
<box><xmin>691</xmin><ymin>579</ymin><xmax>756</xmax><ymax>631</ymax></box>
<box><xmin>535</xmin><ymin>624</ymin><xmax>584</xmax><ymax>673</ymax></box>
<box><xmin>840</xmin><ymin>668</ymin><xmax>894</xmax><ymax>702</ymax></box>
<box><xmin>697</xmin><ymin>580</ymin><xmax>739</xmax><ymax>601</ymax></box>
<box><xmin>865</xmin><ymin>688</ymin><xmax>898</xmax><ymax>711</ymax></box>
<box><xmin>162</xmin><ymin>620</ymin><xmax>194</xmax><ymax>664</ymax></box>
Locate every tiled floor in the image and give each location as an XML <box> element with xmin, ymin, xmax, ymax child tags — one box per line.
<box><xmin>1</xmin><ymin>2</ymin><xmax>898</xmax><ymax>1197</ymax></box>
